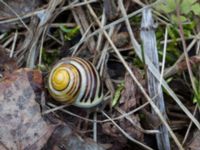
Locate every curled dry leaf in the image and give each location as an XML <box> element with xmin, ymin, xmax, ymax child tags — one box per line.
<box><xmin>0</xmin><ymin>68</ymin><xmax>56</xmax><ymax>150</ymax></box>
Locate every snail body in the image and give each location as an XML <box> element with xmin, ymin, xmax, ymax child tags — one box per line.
<box><xmin>48</xmin><ymin>57</ymin><xmax>103</xmax><ymax>108</ymax></box>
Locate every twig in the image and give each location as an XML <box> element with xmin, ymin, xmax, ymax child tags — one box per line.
<box><xmin>96</xmin><ymin>7</ymin><xmax>106</xmax><ymax>51</ymax></box>
<box><xmin>159</xmin><ymin>27</ymin><xmax>168</xmax><ymax>89</ymax></box>
<box><xmin>46</xmin><ymin>100</ymin><xmax>150</xmax><ymax>124</ymax></box>
<box><xmin>0</xmin><ymin>0</ymin><xmax>31</xmax><ymax>33</ymax></box>
<box><xmin>140</xmin><ymin>8</ymin><xmax>170</xmax><ymax>150</ymax></box>
<box><xmin>38</xmin><ymin>27</ymin><xmax>47</xmax><ymax>66</ymax></box>
<box><xmin>93</xmin><ymin>112</ymin><xmax>97</xmax><ymax>142</ymax></box>
<box><xmin>3</xmin><ymin>35</ymin><xmax>14</xmax><ymax>48</ymax></box>
<box><xmin>175</xmin><ymin>2</ymin><xmax>196</xmax><ymax>94</ymax></box>
<box><xmin>118</xmin><ymin>1</ymin><xmax>181</xmax><ymax>149</ymax></box>
<box><xmin>182</xmin><ymin>104</ymin><xmax>198</xmax><ymax>145</ymax></box>
<box><xmin>101</xmin><ymin>111</ymin><xmax>153</xmax><ymax>150</ymax></box>
<box><xmin>72</xmin><ymin>25</ymin><xmax>93</xmax><ymax>56</ymax></box>
<box><xmin>115</xmin><ymin>107</ymin><xmax>160</xmax><ymax>134</ymax></box>
<box><xmin>46</xmin><ymin>33</ymin><xmax>63</xmax><ymax>45</ymax></box>
<box><xmin>42</xmin><ymin>103</ymin><xmax>70</xmax><ymax>115</ymax></box>
<box><xmin>9</xmin><ymin>30</ymin><xmax>18</xmax><ymax>58</ymax></box>
<box><xmin>86</xmin><ymin>0</ymin><xmax>183</xmax><ymax>149</ymax></box>
<box><xmin>164</xmin><ymin>33</ymin><xmax>200</xmax><ymax>78</ymax></box>
<box><xmin>113</xmin><ymin>0</ymin><xmax>200</xmax><ymax>134</ymax></box>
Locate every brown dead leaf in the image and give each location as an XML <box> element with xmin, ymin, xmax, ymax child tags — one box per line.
<box><xmin>102</xmin><ymin>114</ymin><xmax>143</xmax><ymax>146</ymax></box>
<box><xmin>44</xmin><ymin>124</ymin><xmax>105</xmax><ymax>150</ymax></box>
<box><xmin>0</xmin><ymin>68</ymin><xmax>106</xmax><ymax>150</ymax></box>
<box><xmin>119</xmin><ymin>65</ymin><xmax>144</xmax><ymax>111</ymax></box>
<box><xmin>102</xmin><ymin>122</ymin><xmax>127</xmax><ymax>144</ymax></box>
<box><xmin>104</xmin><ymin>0</ymin><xmax>119</xmax><ymax>21</ymax></box>
<box><xmin>140</xmin><ymin>109</ymin><xmax>162</xmax><ymax>130</ymax></box>
<box><xmin>0</xmin><ymin>68</ymin><xmax>56</xmax><ymax>150</ymax></box>
<box><xmin>112</xmin><ymin>32</ymin><xmax>130</xmax><ymax>48</ymax></box>
<box><xmin>0</xmin><ymin>46</ymin><xmax>18</xmax><ymax>76</ymax></box>
<box><xmin>102</xmin><ymin>66</ymin><xmax>145</xmax><ymax>146</ymax></box>
<box><xmin>119</xmin><ymin>114</ymin><xmax>144</xmax><ymax>141</ymax></box>
<box><xmin>177</xmin><ymin>56</ymin><xmax>200</xmax><ymax>73</ymax></box>
<box><xmin>186</xmin><ymin>130</ymin><xmax>200</xmax><ymax>150</ymax></box>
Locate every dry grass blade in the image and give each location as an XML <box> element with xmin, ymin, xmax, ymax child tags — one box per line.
<box><xmin>42</xmin><ymin>103</ymin><xmax>70</xmax><ymax>115</ymax></box>
<box><xmin>85</xmin><ymin>0</ymin><xmax>184</xmax><ymax>149</ymax></box>
<box><xmin>115</xmin><ymin>107</ymin><xmax>160</xmax><ymax>134</ymax></box>
<box><xmin>9</xmin><ymin>30</ymin><xmax>18</xmax><ymax>58</ymax></box>
<box><xmin>26</xmin><ymin>0</ymin><xmax>64</xmax><ymax>68</ymax></box>
<box><xmin>0</xmin><ymin>0</ymin><xmax>31</xmax><ymax>32</ymax></box>
<box><xmin>159</xmin><ymin>27</ymin><xmax>168</xmax><ymax>89</ymax></box>
<box><xmin>116</xmin><ymin>0</ymin><xmax>200</xmax><ymax>132</ymax></box>
<box><xmin>101</xmin><ymin>111</ymin><xmax>153</xmax><ymax>150</ymax></box>
<box><xmin>164</xmin><ymin>33</ymin><xmax>200</xmax><ymax>78</ymax></box>
<box><xmin>182</xmin><ymin>104</ymin><xmax>198</xmax><ymax>145</ymax></box>
<box><xmin>93</xmin><ymin>112</ymin><xmax>97</xmax><ymax>142</ymax></box>
<box><xmin>175</xmin><ymin>3</ymin><xmax>196</xmax><ymax>95</ymax></box>
<box><xmin>47</xmin><ymin>102</ymin><xmax>150</xmax><ymax>124</ymax></box>
<box><xmin>79</xmin><ymin>3</ymin><xmax>155</xmax><ymax>47</ymax></box>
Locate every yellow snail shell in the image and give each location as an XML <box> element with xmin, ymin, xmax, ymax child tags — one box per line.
<box><xmin>48</xmin><ymin>57</ymin><xmax>103</xmax><ymax>108</ymax></box>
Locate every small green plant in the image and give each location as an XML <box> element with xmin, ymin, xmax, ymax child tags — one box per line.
<box><xmin>111</xmin><ymin>82</ymin><xmax>125</xmax><ymax>107</ymax></box>
<box><xmin>155</xmin><ymin>0</ymin><xmax>198</xmax><ymax>66</ymax></box>
<box><xmin>59</xmin><ymin>25</ymin><xmax>80</xmax><ymax>40</ymax></box>
<box><xmin>193</xmin><ymin>78</ymin><xmax>200</xmax><ymax>106</ymax></box>
<box><xmin>42</xmin><ymin>48</ymin><xmax>59</xmax><ymax>65</ymax></box>
<box><xmin>155</xmin><ymin>0</ymin><xmax>200</xmax><ymax>24</ymax></box>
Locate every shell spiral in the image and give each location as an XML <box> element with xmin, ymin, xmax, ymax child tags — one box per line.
<box><xmin>48</xmin><ymin>57</ymin><xmax>103</xmax><ymax>108</ymax></box>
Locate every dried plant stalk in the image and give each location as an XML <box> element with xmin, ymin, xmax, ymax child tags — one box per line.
<box><xmin>140</xmin><ymin>8</ymin><xmax>170</xmax><ymax>150</ymax></box>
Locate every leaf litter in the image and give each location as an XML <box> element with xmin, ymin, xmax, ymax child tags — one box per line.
<box><xmin>0</xmin><ymin>0</ymin><xmax>199</xmax><ymax>149</ymax></box>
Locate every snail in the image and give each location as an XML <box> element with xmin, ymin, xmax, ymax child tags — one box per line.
<box><xmin>48</xmin><ymin>57</ymin><xmax>103</xmax><ymax>108</ymax></box>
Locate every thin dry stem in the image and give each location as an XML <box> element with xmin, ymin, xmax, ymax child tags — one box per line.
<box><xmin>0</xmin><ymin>0</ymin><xmax>31</xmax><ymax>32</ymax></box>
<box><xmin>101</xmin><ymin>111</ymin><xmax>153</xmax><ymax>150</ymax></box>
<box><xmin>86</xmin><ymin>0</ymin><xmax>183</xmax><ymax>149</ymax></box>
<box><xmin>9</xmin><ymin>30</ymin><xmax>18</xmax><ymax>58</ymax></box>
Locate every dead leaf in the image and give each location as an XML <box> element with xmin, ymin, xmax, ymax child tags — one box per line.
<box><xmin>119</xmin><ymin>65</ymin><xmax>144</xmax><ymax>111</ymax></box>
<box><xmin>0</xmin><ymin>68</ymin><xmax>56</xmax><ymax>150</ymax></box>
<box><xmin>120</xmin><ymin>114</ymin><xmax>143</xmax><ymax>141</ymax></box>
<box><xmin>104</xmin><ymin>0</ymin><xmax>119</xmax><ymax>21</ymax></box>
<box><xmin>102</xmin><ymin>114</ymin><xmax>143</xmax><ymax>146</ymax></box>
<box><xmin>177</xmin><ymin>56</ymin><xmax>200</xmax><ymax>73</ymax></box>
<box><xmin>186</xmin><ymin>130</ymin><xmax>200</xmax><ymax>150</ymax></box>
<box><xmin>0</xmin><ymin>46</ymin><xmax>18</xmax><ymax>77</ymax></box>
<box><xmin>140</xmin><ymin>109</ymin><xmax>162</xmax><ymax>130</ymax></box>
<box><xmin>0</xmin><ymin>68</ymin><xmax>106</xmax><ymax>150</ymax></box>
<box><xmin>44</xmin><ymin>124</ymin><xmax>105</xmax><ymax>150</ymax></box>
<box><xmin>102</xmin><ymin>66</ymin><xmax>144</xmax><ymax>146</ymax></box>
<box><xmin>102</xmin><ymin>122</ymin><xmax>127</xmax><ymax>144</ymax></box>
<box><xmin>112</xmin><ymin>32</ymin><xmax>130</xmax><ymax>48</ymax></box>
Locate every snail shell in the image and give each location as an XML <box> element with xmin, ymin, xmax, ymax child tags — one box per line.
<box><xmin>48</xmin><ymin>57</ymin><xmax>103</xmax><ymax>108</ymax></box>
